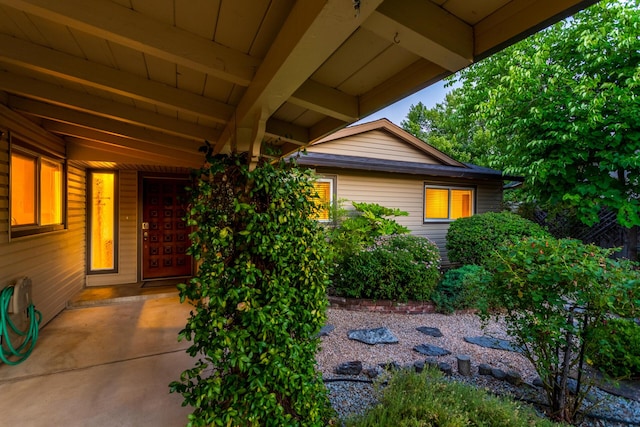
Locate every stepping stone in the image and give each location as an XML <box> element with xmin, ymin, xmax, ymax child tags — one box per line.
<box><xmin>478</xmin><ymin>364</ymin><xmax>493</xmax><ymax>376</ymax></box>
<box><xmin>348</xmin><ymin>327</ymin><xmax>398</xmax><ymax>345</ymax></box>
<box><xmin>335</xmin><ymin>361</ymin><xmax>362</xmax><ymax>375</ymax></box>
<box><xmin>317</xmin><ymin>324</ymin><xmax>335</xmax><ymax>337</ymax></box>
<box><xmin>416</xmin><ymin>326</ymin><xmax>443</xmax><ymax>337</ymax></box>
<box><xmin>464</xmin><ymin>336</ymin><xmax>521</xmax><ymax>352</ymax></box>
<box><xmin>491</xmin><ymin>368</ymin><xmax>507</xmax><ymax>380</ymax></box>
<box><xmin>413</xmin><ymin>344</ymin><xmax>451</xmax><ymax>357</ymax></box>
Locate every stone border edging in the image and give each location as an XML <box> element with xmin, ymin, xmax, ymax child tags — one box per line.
<box><xmin>328</xmin><ymin>295</ymin><xmax>435</xmax><ymax>314</ymax></box>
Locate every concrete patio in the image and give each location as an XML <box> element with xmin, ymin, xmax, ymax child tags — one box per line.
<box><xmin>0</xmin><ymin>287</ymin><xmax>196</xmax><ymax>426</ymax></box>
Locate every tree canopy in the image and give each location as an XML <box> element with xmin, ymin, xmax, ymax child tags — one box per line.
<box><xmin>402</xmin><ymin>0</ymin><xmax>640</xmax><ymax>254</ymax></box>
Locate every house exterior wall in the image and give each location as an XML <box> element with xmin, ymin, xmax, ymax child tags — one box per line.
<box><xmin>317</xmin><ymin>168</ymin><xmax>503</xmax><ymax>264</ymax></box>
<box><xmin>310</xmin><ymin>130</ymin><xmax>439</xmax><ymax>164</ymax></box>
<box><xmin>0</xmin><ymin>106</ymin><xmax>86</xmax><ymax>326</ymax></box>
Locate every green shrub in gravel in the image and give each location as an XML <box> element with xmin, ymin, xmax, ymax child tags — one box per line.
<box><xmin>332</xmin><ymin>234</ymin><xmax>440</xmax><ymax>302</ymax></box>
<box><xmin>586</xmin><ymin>318</ymin><xmax>640</xmax><ymax>379</ymax></box>
<box><xmin>446</xmin><ymin>211</ymin><xmax>550</xmax><ymax>267</ymax></box>
<box><xmin>432</xmin><ymin>265</ymin><xmax>493</xmax><ymax>313</ymax></box>
<box><xmin>346</xmin><ymin>368</ymin><xmax>560</xmax><ymax>427</ymax></box>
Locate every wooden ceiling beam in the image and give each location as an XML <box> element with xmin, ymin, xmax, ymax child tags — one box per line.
<box><xmin>0</xmin><ymin>34</ymin><xmax>232</xmax><ymax>124</ymax></box>
<box><xmin>290</xmin><ymin>80</ymin><xmax>359</xmax><ymax>123</ymax></box>
<box><xmin>0</xmin><ymin>0</ymin><xmax>259</xmax><ymax>86</ymax></box>
<box><xmin>66</xmin><ymin>137</ymin><xmax>199</xmax><ymax>167</ymax></box>
<box><xmin>359</xmin><ymin>59</ymin><xmax>449</xmax><ymax>119</ymax></box>
<box><xmin>9</xmin><ymin>96</ymin><xmax>206</xmax><ymax>150</ymax></box>
<box><xmin>475</xmin><ymin>0</ymin><xmax>599</xmax><ymax>59</ymax></box>
<box><xmin>363</xmin><ymin>0</ymin><xmax>473</xmax><ymax>72</ymax></box>
<box><xmin>42</xmin><ymin>121</ymin><xmax>202</xmax><ymax>161</ymax></box>
<box><xmin>265</xmin><ymin>118</ymin><xmax>310</xmax><ymax>146</ymax></box>
<box><xmin>215</xmin><ymin>0</ymin><xmax>384</xmax><ymax>155</ymax></box>
<box><xmin>0</xmin><ymin>71</ymin><xmax>220</xmax><ymax>141</ymax></box>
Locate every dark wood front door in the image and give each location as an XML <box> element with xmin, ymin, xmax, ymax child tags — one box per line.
<box><xmin>142</xmin><ymin>178</ymin><xmax>192</xmax><ymax>280</ymax></box>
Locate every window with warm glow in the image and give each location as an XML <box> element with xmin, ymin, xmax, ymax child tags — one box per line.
<box><xmin>424</xmin><ymin>185</ymin><xmax>474</xmax><ymax>221</ymax></box>
<box><xmin>312</xmin><ymin>178</ymin><xmax>334</xmax><ymax>222</ymax></box>
<box><xmin>10</xmin><ymin>144</ymin><xmax>65</xmax><ymax>238</ymax></box>
<box><xmin>89</xmin><ymin>171</ymin><xmax>118</xmax><ymax>273</ymax></box>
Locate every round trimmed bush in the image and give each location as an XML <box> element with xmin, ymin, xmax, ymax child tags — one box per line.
<box><xmin>332</xmin><ymin>234</ymin><xmax>441</xmax><ymax>302</ymax></box>
<box><xmin>432</xmin><ymin>265</ymin><xmax>492</xmax><ymax>313</ymax></box>
<box><xmin>446</xmin><ymin>211</ymin><xmax>550</xmax><ymax>267</ymax></box>
<box><xmin>586</xmin><ymin>318</ymin><xmax>640</xmax><ymax>379</ymax></box>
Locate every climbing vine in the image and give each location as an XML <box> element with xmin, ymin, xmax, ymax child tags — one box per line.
<box><xmin>170</xmin><ymin>152</ymin><xmax>333</xmax><ymax>426</ymax></box>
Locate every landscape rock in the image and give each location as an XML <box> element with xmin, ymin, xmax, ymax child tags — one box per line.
<box><xmin>506</xmin><ymin>370</ymin><xmax>522</xmax><ymax>385</ymax></box>
<box><xmin>416</xmin><ymin>326</ymin><xmax>443</xmax><ymax>338</ymax></box>
<box><xmin>491</xmin><ymin>368</ymin><xmax>507</xmax><ymax>380</ymax></box>
<box><xmin>379</xmin><ymin>361</ymin><xmax>402</xmax><ymax>371</ymax></box>
<box><xmin>413</xmin><ymin>344</ymin><xmax>451</xmax><ymax>357</ymax></box>
<box><xmin>464</xmin><ymin>336</ymin><xmax>521</xmax><ymax>352</ymax></box>
<box><xmin>317</xmin><ymin>324</ymin><xmax>335</xmax><ymax>337</ymax></box>
<box><xmin>478</xmin><ymin>363</ymin><xmax>493</xmax><ymax>376</ymax></box>
<box><xmin>438</xmin><ymin>362</ymin><xmax>453</xmax><ymax>375</ymax></box>
<box><xmin>414</xmin><ymin>360</ymin><xmax>425</xmax><ymax>373</ymax></box>
<box><xmin>363</xmin><ymin>366</ymin><xmax>383</xmax><ymax>379</ymax></box>
<box><xmin>335</xmin><ymin>361</ymin><xmax>363</xmax><ymax>376</ymax></box>
<box><xmin>348</xmin><ymin>327</ymin><xmax>399</xmax><ymax>345</ymax></box>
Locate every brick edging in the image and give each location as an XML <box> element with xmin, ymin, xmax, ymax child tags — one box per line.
<box><xmin>327</xmin><ymin>295</ymin><xmax>435</xmax><ymax>314</ymax></box>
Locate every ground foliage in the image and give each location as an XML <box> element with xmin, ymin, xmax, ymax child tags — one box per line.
<box><xmin>170</xmin><ymin>153</ymin><xmax>333</xmax><ymax>426</ymax></box>
<box><xmin>346</xmin><ymin>368</ymin><xmax>560</xmax><ymax>427</ymax></box>
<box><xmin>484</xmin><ymin>236</ymin><xmax>640</xmax><ymax>423</ymax></box>
<box><xmin>445</xmin><ymin>211</ymin><xmax>550</xmax><ymax>267</ymax></box>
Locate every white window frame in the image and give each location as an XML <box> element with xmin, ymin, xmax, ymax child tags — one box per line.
<box><xmin>313</xmin><ymin>176</ymin><xmax>336</xmax><ymax>223</ymax></box>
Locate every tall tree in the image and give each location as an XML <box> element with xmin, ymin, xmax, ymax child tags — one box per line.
<box><xmin>409</xmin><ymin>0</ymin><xmax>640</xmax><ymax>258</ymax></box>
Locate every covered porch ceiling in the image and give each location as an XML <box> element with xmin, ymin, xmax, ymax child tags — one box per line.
<box><xmin>0</xmin><ymin>0</ymin><xmax>598</xmax><ymax>168</ymax></box>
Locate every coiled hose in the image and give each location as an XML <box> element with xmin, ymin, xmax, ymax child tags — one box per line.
<box><xmin>0</xmin><ymin>285</ymin><xmax>41</xmax><ymax>365</ymax></box>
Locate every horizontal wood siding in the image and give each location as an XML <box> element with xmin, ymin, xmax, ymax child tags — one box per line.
<box><xmin>86</xmin><ymin>170</ymin><xmax>138</xmax><ymax>286</ymax></box>
<box><xmin>310</xmin><ymin>130</ymin><xmax>439</xmax><ymax>164</ymax></box>
<box><xmin>318</xmin><ymin>168</ymin><xmax>504</xmax><ymax>264</ymax></box>
<box><xmin>0</xmin><ymin>129</ymin><xmax>86</xmax><ymax>326</ymax></box>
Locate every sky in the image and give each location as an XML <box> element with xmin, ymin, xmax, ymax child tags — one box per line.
<box><xmin>354</xmin><ymin>79</ymin><xmax>453</xmax><ymax>127</ymax></box>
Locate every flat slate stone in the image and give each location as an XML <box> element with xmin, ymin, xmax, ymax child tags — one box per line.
<box><xmin>464</xmin><ymin>336</ymin><xmax>521</xmax><ymax>352</ymax></box>
<box><xmin>416</xmin><ymin>326</ymin><xmax>443</xmax><ymax>337</ymax></box>
<box><xmin>317</xmin><ymin>324</ymin><xmax>335</xmax><ymax>337</ymax></box>
<box><xmin>347</xmin><ymin>327</ymin><xmax>398</xmax><ymax>345</ymax></box>
<box><xmin>335</xmin><ymin>361</ymin><xmax>363</xmax><ymax>376</ymax></box>
<box><xmin>413</xmin><ymin>344</ymin><xmax>451</xmax><ymax>357</ymax></box>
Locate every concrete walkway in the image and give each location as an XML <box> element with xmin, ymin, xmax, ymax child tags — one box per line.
<box><xmin>0</xmin><ymin>295</ymin><xmax>196</xmax><ymax>426</ymax></box>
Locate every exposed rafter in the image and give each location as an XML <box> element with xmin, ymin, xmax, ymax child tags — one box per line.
<box><xmin>0</xmin><ymin>34</ymin><xmax>233</xmax><ymax>124</ymax></box>
<box><xmin>9</xmin><ymin>96</ymin><xmax>206</xmax><ymax>149</ymax></box>
<box><xmin>214</xmin><ymin>0</ymin><xmax>384</xmax><ymax>158</ymax></box>
<box><xmin>0</xmin><ymin>0</ymin><xmax>259</xmax><ymax>86</ymax></box>
<box><xmin>289</xmin><ymin>80</ymin><xmax>359</xmax><ymax>123</ymax></box>
<box><xmin>362</xmin><ymin>0</ymin><xmax>473</xmax><ymax>72</ymax></box>
<box><xmin>0</xmin><ymin>72</ymin><xmax>220</xmax><ymax>141</ymax></box>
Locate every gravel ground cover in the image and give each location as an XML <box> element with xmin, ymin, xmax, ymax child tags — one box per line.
<box><xmin>317</xmin><ymin>308</ymin><xmax>640</xmax><ymax>426</ymax></box>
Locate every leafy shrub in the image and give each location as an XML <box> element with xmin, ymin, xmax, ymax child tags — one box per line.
<box><xmin>332</xmin><ymin>234</ymin><xmax>440</xmax><ymax>302</ymax></box>
<box><xmin>432</xmin><ymin>265</ymin><xmax>492</xmax><ymax>313</ymax></box>
<box><xmin>586</xmin><ymin>318</ymin><xmax>640</xmax><ymax>379</ymax></box>
<box><xmin>327</xmin><ymin>202</ymin><xmax>409</xmax><ymax>265</ymax></box>
<box><xmin>171</xmin><ymin>153</ymin><xmax>333</xmax><ymax>426</ymax></box>
<box><xmin>346</xmin><ymin>368</ymin><xmax>560</xmax><ymax>427</ymax></box>
<box><xmin>483</xmin><ymin>236</ymin><xmax>640</xmax><ymax>422</ymax></box>
<box><xmin>446</xmin><ymin>211</ymin><xmax>550</xmax><ymax>267</ymax></box>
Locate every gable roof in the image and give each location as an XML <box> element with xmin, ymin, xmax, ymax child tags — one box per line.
<box><xmin>313</xmin><ymin>118</ymin><xmax>466</xmax><ymax>167</ymax></box>
<box><xmin>296</xmin><ymin>118</ymin><xmax>522</xmax><ymax>182</ymax></box>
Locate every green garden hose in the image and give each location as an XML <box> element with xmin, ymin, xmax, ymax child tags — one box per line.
<box><xmin>0</xmin><ymin>285</ymin><xmax>41</xmax><ymax>365</ymax></box>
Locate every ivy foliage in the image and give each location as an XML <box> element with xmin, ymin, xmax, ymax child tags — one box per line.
<box><xmin>484</xmin><ymin>237</ymin><xmax>640</xmax><ymax>423</ymax></box>
<box><xmin>446</xmin><ymin>211</ymin><xmax>550</xmax><ymax>267</ymax></box>
<box><xmin>170</xmin><ymin>153</ymin><xmax>333</xmax><ymax>426</ymax></box>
